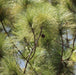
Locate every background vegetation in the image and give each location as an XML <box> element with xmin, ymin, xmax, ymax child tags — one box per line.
<box><xmin>0</xmin><ymin>0</ymin><xmax>76</xmax><ymax>75</ymax></box>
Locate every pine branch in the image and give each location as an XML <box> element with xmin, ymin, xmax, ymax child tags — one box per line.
<box><xmin>64</xmin><ymin>63</ymin><xmax>75</xmax><ymax>75</ymax></box>
<box><xmin>30</xmin><ymin>27</ymin><xmax>42</xmax><ymax>60</ymax></box>
<box><xmin>24</xmin><ymin>27</ymin><xmax>42</xmax><ymax>74</ymax></box>
<box><xmin>1</xmin><ymin>21</ymin><xmax>9</xmax><ymax>37</ymax></box>
<box><xmin>1</xmin><ymin>21</ymin><xmax>27</xmax><ymax>59</ymax></box>
<box><xmin>29</xmin><ymin>62</ymin><xmax>38</xmax><ymax>75</ymax></box>
<box><xmin>24</xmin><ymin>37</ymin><xmax>32</xmax><ymax>52</ymax></box>
<box><xmin>1</xmin><ymin>21</ymin><xmax>38</xmax><ymax>75</ymax></box>
<box><xmin>66</xmin><ymin>35</ymin><xmax>76</xmax><ymax>60</ymax></box>
<box><xmin>23</xmin><ymin>26</ymin><xmax>36</xmax><ymax>74</ymax></box>
<box><xmin>66</xmin><ymin>29</ymin><xmax>69</xmax><ymax>47</ymax></box>
<box><xmin>68</xmin><ymin>6</ymin><xmax>76</xmax><ymax>14</ymax></box>
<box><xmin>59</xmin><ymin>28</ymin><xmax>64</xmax><ymax>60</ymax></box>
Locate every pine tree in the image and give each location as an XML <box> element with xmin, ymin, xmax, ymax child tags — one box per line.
<box><xmin>0</xmin><ymin>0</ymin><xmax>76</xmax><ymax>75</ymax></box>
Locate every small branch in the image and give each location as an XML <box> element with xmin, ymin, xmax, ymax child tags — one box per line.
<box><xmin>1</xmin><ymin>21</ymin><xmax>27</xmax><ymax>60</ymax></box>
<box><xmin>68</xmin><ymin>6</ymin><xmax>76</xmax><ymax>14</ymax></box>
<box><xmin>59</xmin><ymin>28</ymin><xmax>64</xmax><ymax>60</ymax></box>
<box><xmin>30</xmin><ymin>27</ymin><xmax>42</xmax><ymax>60</ymax></box>
<box><xmin>57</xmin><ymin>28</ymin><xmax>64</xmax><ymax>75</ymax></box>
<box><xmin>29</xmin><ymin>63</ymin><xmax>38</xmax><ymax>75</ymax></box>
<box><xmin>61</xmin><ymin>34</ymin><xmax>64</xmax><ymax>59</ymax></box>
<box><xmin>66</xmin><ymin>29</ymin><xmax>69</xmax><ymax>48</ymax></box>
<box><xmin>1</xmin><ymin>21</ymin><xmax>38</xmax><ymax>74</ymax></box>
<box><xmin>24</xmin><ymin>37</ymin><xmax>32</xmax><ymax>52</ymax></box>
<box><xmin>23</xmin><ymin>46</ymin><xmax>35</xmax><ymax>73</ymax></box>
<box><xmin>1</xmin><ymin>21</ymin><xmax>9</xmax><ymax>37</ymax></box>
<box><xmin>24</xmin><ymin>27</ymin><xmax>42</xmax><ymax>74</ymax></box>
<box><xmin>64</xmin><ymin>63</ymin><xmax>75</xmax><ymax>75</ymax></box>
<box><xmin>66</xmin><ymin>35</ymin><xmax>76</xmax><ymax>60</ymax></box>
<box><xmin>23</xmin><ymin>26</ymin><xmax>36</xmax><ymax>74</ymax></box>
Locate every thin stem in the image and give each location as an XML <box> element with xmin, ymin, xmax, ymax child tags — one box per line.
<box><xmin>1</xmin><ymin>21</ymin><xmax>38</xmax><ymax>74</ymax></box>
<box><xmin>60</xmin><ymin>29</ymin><xmax>64</xmax><ymax>60</ymax></box>
<box><xmin>66</xmin><ymin>29</ymin><xmax>69</xmax><ymax>48</ymax></box>
<box><xmin>66</xmin><ymin>35</ymin><xmax>76</xmax><ymax>60</ymax></box>
<box><xmin>24</xmin><ymin>27</ymin><xmax>42</xmax><ymax>74</ymax></box>
<box><xmin>23</xmin><ymin>27</ymin><xmax>36</xmax><ymax>74</ymax></box>
<box><xmin>30</xmin><ymin>27</ymin><xmax>42</xmax><ymax>60</ymax></box>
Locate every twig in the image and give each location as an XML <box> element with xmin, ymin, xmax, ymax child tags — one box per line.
<box><xmin>66</xmin><ymin>35</ymin><xmax>76</xmax><ymax>60</ymax></box>
<box><xmin>24</xmin><ymin>37</ymin><xmax>32</xmax><ymax>52</ymax></box>
<box><xmin>66</xmin><ymin>29</ymin><xmax>69</xmax><ymax>47</ymax></box>
<box><xmin>1</xmin><ymin>21</ymin><xmax>27</xmax><ymax>59</ymax></box>
<box><xmin>30</xmin><ymin>27</ymin><xmax>42</xmax><ymax>60</ymax></box>
<box><xmin>68</xmin><ymin>6</ymin><xmax>76</xmax><ymax>14</ymax></box>
<box><xmin>27</xmin><ymin>62</ymin><xmax>38</xmax><ymax>75</ymax></box>
<box><xmin>1</xmin><ymin>21</ymin><xmax>38</xmax><ymax>75</ymax></box>
<box><xmin>64</xmin><ymin>64</ymin><xmax>75</xmax><ymax>75</ymax></box>
<box><xmin>23</xmin><ymin>27</ymin><xmax>42</xmax><ymax>74</ymax></box>
<box><xmin>59</xmin><ymin>28</ymin><xmax>64</xmax><ymax>60</ymax></box>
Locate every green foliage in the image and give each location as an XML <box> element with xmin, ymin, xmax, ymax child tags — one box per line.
<box><xmin>0</xmin><ymin>0</ymin><xmax>76</xmax><ymax>75</ymax></box>
<box><xmin>1</xmin><ymin>57</ymin><xmax>23</xmax><ymax>75</ymax></box>
<box><xmin>71</xmin><ymin>51</ymin><xmax>76</xmax><ymax>62</ymax></box>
